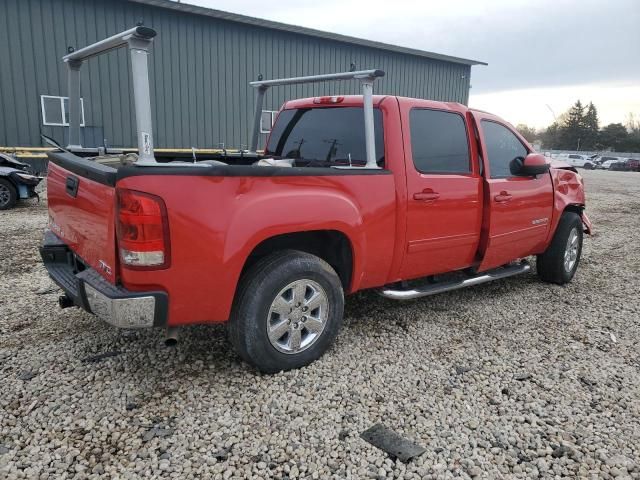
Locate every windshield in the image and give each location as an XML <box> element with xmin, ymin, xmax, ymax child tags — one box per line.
<box><xmin>265</xmin><ymin>107</ymin><xmax>385</xmax><ymax>167</ymax></box>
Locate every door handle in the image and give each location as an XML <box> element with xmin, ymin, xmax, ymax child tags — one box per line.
<box><xmin>413</xmin><ymin>190</ymin><xmax>440</xmax><ymax>201</ymax></box>
<box><xmin>494</xmin><ymin>191</ymin><xmax>512</xmax><ymax>202</ymax></box>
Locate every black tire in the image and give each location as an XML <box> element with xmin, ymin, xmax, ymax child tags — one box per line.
<box><xmin>537</xmin><ymin>212</ymin><xmax>583</xmax><ymax>285</ymax></box>
<box><xmin>229</xmin><ymin>250</ymin><xmax>344</xmax><ymax>373</ymax></box>
<box><xmin>0</xmin><ymin>178</ymin><xmax>18</xmax><ymax>210</ymax></box>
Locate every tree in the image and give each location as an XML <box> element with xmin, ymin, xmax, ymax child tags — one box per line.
<box><xmin>622</xmin><ymin>113</ymin><xmax>640</xmax><ymax>152</ymax></box>
<box><xmin>582</xmin><ymin>102</ymin><xmax>599</xmax><ymax>149</ymax></box>
<box><xmin>516</xmin><ymin>124</ymin><xmax>538</xmax><ymax>143</ymax></box>
<box><xmin>599</xmin><ymin>123</ymin><xmax>628</xmax><ymax>151</ymax></box>
<box><xmin>559</xmin><ymin>100</ymin><xmax>586</xmax><ymax>150</ymax></box>
<box><xmin>540</xmin><ymin>122</ymin><xmax>560</xmax><ymax>149</ymax></box>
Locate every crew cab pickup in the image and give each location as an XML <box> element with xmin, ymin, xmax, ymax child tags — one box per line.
<box><xmin>41</xmin><ymin>27</ymin><xmax>591</xmax><ymax>372</ymax></box>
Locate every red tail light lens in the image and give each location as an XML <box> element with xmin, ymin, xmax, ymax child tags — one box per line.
<box><xmin>116</xmin><ymin>188</ymin><xmax>170</xmax><ymax>269</ymax></box>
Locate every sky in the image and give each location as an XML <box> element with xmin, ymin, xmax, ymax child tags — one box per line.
<box><xmin>187</xmin><ymin>0</ymin><xmax>640</xmax><ymax>130</ymax></box>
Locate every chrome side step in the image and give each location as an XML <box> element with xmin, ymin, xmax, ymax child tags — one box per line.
<box><xmin>377</xmin><ymin>261</ymin><xmax>531</xmax><ymax>300</ymax></box>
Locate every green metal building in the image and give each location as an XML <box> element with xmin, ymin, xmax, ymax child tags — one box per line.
<box><xmin>0</xmin><ymin>0</ymin><xmax>485</xmax><ymax>149</ymax></box>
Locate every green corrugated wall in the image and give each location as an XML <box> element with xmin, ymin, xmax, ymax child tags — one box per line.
<box><xmin>0</xmin><ymin>0</ymin><xmax>472</xmax><ymax>149</ymax></box>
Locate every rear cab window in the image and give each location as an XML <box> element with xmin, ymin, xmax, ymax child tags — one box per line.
<box><xmin>409</xmin><ymin>109</ymin><xmax>471</xmax><ymax>174</ymax></box>
<box><xmin>265</xmin><ymin>107</ymin><xmax>385</xmax><ymax>168</ymax></box>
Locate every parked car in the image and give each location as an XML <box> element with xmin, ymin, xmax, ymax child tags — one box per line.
<box><xmin>626</xmin><ymin>158</ymin><xmax>640</xmax><ymax>172</ymax></box>
<box><xmin>599</xmin><ymin>156</ymin><xmax>623</xmax><ymax>169</ymax></box>
<box><xmin>609</xmin><ymin>158</ymin><xmax>640</xmax><ymax>171</ymax></box>
<box><xmin>609</xmin><ymin>159</ymin><xmax>628</xmax><ymax>171</ymax></box>
<box><xmin>0</xmin><ymin>153</ymin><xmax>43</xmax><ymax>210</ymax></box>
<box><xmin>40</xmin><ymin>27</ymin><xmax>592</xmax><ymax>373</ymax></box>
<box><xmin>557</xmin><ymin>154</ymin><xmax>596</xmax><ymax>169</ymax></box>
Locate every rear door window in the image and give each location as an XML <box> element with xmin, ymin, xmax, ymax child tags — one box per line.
<box><xmin>481</xmin><ymin>121</ymin><xmax>529</xmax><ymax>178</ymax></box>
<box><xmin>265</xmin><ymin>107</ymin><xmax>384</xmax><ymax>167</ymax></box>
<box><xmin>409</xmin><ymin>109</ymin><xmax>470</xmax><ymax>173</ymax></box>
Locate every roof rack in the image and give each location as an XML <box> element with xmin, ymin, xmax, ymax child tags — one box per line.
<box><xmin>63</xmin><ymin>26</ymin><xmax>158</xmax><ymax>165</ymax></box>
<box><xmin>249</xmin><ymin>70</ymin><xmax>385</xmax><ymax>169</ymax></box>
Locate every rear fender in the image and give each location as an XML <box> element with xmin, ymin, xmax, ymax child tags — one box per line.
<box><xmin>223</xmin><ymin>189</ymin><xmax>364</xmax><ymax>290</ymax></box>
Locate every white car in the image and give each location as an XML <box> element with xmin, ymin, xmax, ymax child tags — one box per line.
<box><xmin>556</xmin><ymin>154</ymin><xmax>595</xmax><ymax>169</ymax></box>
<box><xmin>599</xmin><ymin>156</ymin><xmax>623</xmax><ymax>169</ymax></box>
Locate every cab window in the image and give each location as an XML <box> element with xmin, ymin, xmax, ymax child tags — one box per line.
<box><xmin>409</xmin><ymin>109</ymin><xmax>470</xmax><ymax>173</ymax></box>
<box><xmin>481</xmin><ymin>121</ymin><xmax>528</xmax><ymax>178</ymax></box>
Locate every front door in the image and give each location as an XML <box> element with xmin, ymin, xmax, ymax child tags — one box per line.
<box><xmin>474</xmin><ymin>115</ymin><xmax>553</xmax><ymax>271</ymax></box>
<box><xmin>400</xmin><ymin>103</ymin><xmax>483</xmax><ymax>280</ymax></box>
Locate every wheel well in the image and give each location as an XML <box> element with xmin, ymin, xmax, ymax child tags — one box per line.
<box><xmin>241</xmin><ymin>230</ymin><xmax>354</xmax><ymax>291</ymax></box>
<box><xmin>564</xmin><ymin>204</ymin><xmax>584</xmax><ymax>216</ymax></box>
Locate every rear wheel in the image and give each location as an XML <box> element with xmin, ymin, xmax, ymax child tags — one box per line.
<box><xmin>229</xmin><ymin>250</ymin><xmax>344</xmax><ymax>373</ymax></box>
<box><xmin>0</xmin><ymin>178</ymin><xmax>17</xmax><ymax>210</ymax></box>
<box><xmin>537</xmin><ymin>212</ymin><xmax>583</xmax><ymax>284</ymax></box>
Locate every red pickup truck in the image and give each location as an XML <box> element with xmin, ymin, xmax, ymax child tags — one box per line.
<box><xmin>41</xmin><ymin>28</ymin><xmax>591</xmax><ymax>373</ymax></box>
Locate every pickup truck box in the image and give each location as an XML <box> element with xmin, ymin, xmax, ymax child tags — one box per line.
<box><xmin>41</xmin><ymin>27</ymin><xmax>591</xmax><ymax>372</ymax></box>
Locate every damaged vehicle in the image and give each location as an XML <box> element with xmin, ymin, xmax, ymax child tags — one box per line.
<box><xmin>41</xmin><ymin>27</ymin><xmax>592</xmax><ymax>373</ymax></box>
<box><xmin>0</xmin><ymin>153</ymin><xmax>42</xmax><ymax>210</ymax></box>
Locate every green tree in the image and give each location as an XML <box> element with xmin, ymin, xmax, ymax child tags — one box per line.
<box><xmin>599</xmin><ymin>123</ymin><xmax>628</xmax><ymax>151</ymax></box>
<box><xmin>622</xmin><ymin>113</ymin><xmax>640</xmax><ymax>152</ymax></box>
<box><xmin>540</xmin><ymin>122</ymin><xmax>560</xmax><ymax>149</ymax></box>
<box><xmin>582</xmin><ymin>102</ymin><xmax>599</xmax><ymax>149</ymax></box>
<box><xmin>515</xmin><ymin>124</ymin><xmax>538</xmax><ymax>143</ymax></box>
<box><xmin>559</xmin><ymin>100</ymin><xmax>586</xmax><ymax>150</ymax></box>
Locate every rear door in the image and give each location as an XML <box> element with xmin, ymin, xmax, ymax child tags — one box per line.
<box><xmin>473</xmin><ymin>114</ymin><xmax>553</xmax><ymax>271</ymax></box>
<box><xmin>399</xmin><ymin>101</ymin><xmax>482</xmax><ymax>280</ymax></box>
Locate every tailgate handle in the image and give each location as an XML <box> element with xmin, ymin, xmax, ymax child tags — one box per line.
<box><xmin>65</xmin><ymin>175</ymin><xmax>79</xmax><ymax>197</ymax></box>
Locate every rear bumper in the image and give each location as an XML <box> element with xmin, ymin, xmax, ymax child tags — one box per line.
<box><xmin>40</xmin><ymin>230</ymin><xmax>168</xmax><ymax>328</ymax></box>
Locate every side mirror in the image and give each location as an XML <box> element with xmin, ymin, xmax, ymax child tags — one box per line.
<box><xmin>510</xmin><ymin>153</ymin><xmax>550</xmax><ymax>176</ymax></box>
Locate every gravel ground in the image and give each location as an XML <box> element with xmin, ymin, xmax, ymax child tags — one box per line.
<box><xmin>1</xmin><ymin>170</ymin><xmax>639</xmax><ymax>479</ymax></box>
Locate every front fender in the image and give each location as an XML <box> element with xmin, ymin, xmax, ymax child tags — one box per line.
<box><xmin>547</xmin><ymin>168</ymin><xmax>590</xmax><ymax>242</ymax></box>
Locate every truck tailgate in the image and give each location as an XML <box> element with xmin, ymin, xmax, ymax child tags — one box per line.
<box><xmin>46</xmin><ymin>152</ymin><xmax>118</xmax><ymax>284</ymax></box>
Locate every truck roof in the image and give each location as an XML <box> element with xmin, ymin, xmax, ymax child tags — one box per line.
<box><xmin>283</xmin><ymin>95</ymin><xmax>469</xmax><ymax>112</ymax></box>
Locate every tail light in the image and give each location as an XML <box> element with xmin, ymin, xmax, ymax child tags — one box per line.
<box><xmin>116</xmin><ymin>188</ymin><xmax>170</xmax><ymax>269</ymax></box>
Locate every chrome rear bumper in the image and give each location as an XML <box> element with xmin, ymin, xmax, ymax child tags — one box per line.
<box><xmin>40</xmin><ymin>230</ymin><xmax>168</xmax><ymax>328</ymax></box>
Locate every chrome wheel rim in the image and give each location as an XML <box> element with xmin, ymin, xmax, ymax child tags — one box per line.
<box><xmin>564</xmin><ymin>227</ymin><xmax>579</xmax><ymax>273</ymax></box>
<box><xmin>0</xmin><ymin>184</ymin><xmax>10</xmax><ymax>207</ymax></box>
<box><xmin>267</xmin><ymin>279</ymin><xmax>329</xmax><ymax>354</ymax></box>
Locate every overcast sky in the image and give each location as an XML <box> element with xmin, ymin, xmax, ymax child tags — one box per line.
<box><xmin>188</xmin><ymin>0</ymin><xmax>639</xmax><ymax>129</ymax></box>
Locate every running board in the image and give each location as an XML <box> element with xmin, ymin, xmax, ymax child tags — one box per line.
<box><xmin>377</xmin><ymin>261</ymin><xmax>531</xmax><ymax>300</ymax></box>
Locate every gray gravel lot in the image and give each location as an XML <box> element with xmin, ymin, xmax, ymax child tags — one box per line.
<box><xmin>1</xmin><ymin>170</ymin><xmax>639</xmax><ymax>479</ymax></box>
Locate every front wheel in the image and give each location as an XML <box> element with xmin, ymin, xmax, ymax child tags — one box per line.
<box><xmin>537</xmin><ymin>212</ymin><xmax>583</xmax><ymax>284</ymax></box>
<box><xmin>0</xmin><ymin>178</ymin><xmax>18</xmax><ymax>210</ymax></box>
<box><xmin>229</xmin><ymin>250</ymin><xmax>344</xmax><ymax>373</ymax></box>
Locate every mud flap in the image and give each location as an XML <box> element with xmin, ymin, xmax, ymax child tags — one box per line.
<box><xmin>582</xmin><ymin>212</ymin><xmax>592</xmax><ymax>234</ymax></box>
